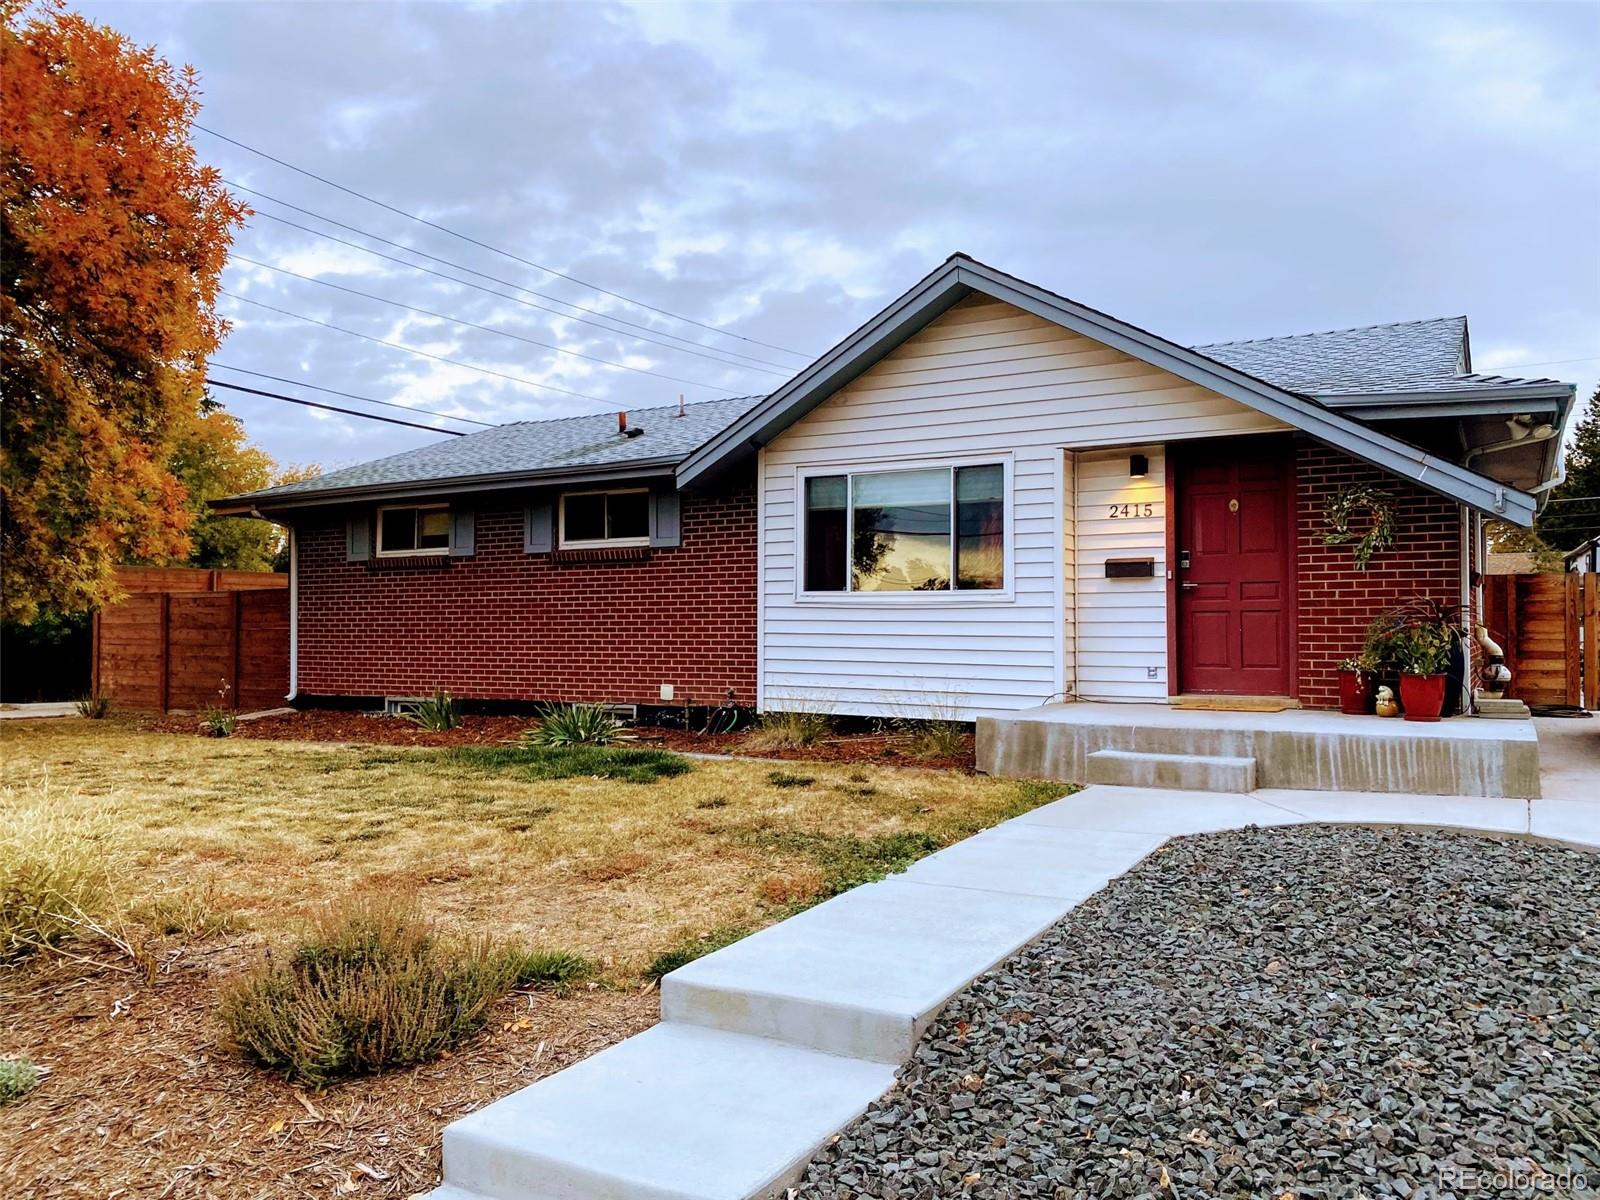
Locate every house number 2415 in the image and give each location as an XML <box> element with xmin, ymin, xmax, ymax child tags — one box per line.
<box><xmin>1107</xmin><ymin>503</ymin><xmax>1155</xmax><ymax>519</ymax></box>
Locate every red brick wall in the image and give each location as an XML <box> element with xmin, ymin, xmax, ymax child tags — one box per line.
<box><xmin>294</xmin><ymin>481</ymin><xmax>757</xmax><ymax>706</ymax></box>
<box><xmin>1295</xmin><ymin>440</ymin><xmax>1464</xmax><ymax>708</ymax></box>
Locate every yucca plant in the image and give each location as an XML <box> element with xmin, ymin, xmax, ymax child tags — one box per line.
<box><xmin>402</xmin><ymin>688</ymin><xmax>459</xmax><ymax>731</ymax></box>
<box><xmin>526</xmin><ymin>703</ymin><xmax>622</xmax><ymax>746</ymax></box>
<box><xmin>74</xmin><ymin>693</ymin><xmax>111</xmax><ymax>720</ymax></box>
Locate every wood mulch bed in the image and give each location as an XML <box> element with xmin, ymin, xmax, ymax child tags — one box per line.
<box><xmin>0</xmin><ymin>940</ymin><xmax>656</xmax><ymax>1198</ymax></box>
<box><xmin>131</xmin><ymin>708</ymin><xmax>977</xmax><ymax>772</ymax></box>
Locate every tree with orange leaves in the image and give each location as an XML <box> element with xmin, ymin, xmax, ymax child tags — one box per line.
<box><xmin>1</xmin><ymin>0</ymin><xmax>248</xmax><ymax>622</ymax></box>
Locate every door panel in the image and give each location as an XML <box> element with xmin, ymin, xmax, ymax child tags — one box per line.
<box><xmin>1177</xmin><ymin>441</ymin><xmax>1294</xmax><ymax>695</ymax></box>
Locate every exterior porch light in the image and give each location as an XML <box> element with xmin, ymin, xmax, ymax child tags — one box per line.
<box><xmin>1129</xmin><ymin>453</ymin><xmax>1148</xmax><ymax>478</ymax></box>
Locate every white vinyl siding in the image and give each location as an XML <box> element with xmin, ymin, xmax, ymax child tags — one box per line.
<box><xmin>759</xmin><ymin>295</ymin><xmax>1288</xmax><ymax>718</ymax></box>
<box><xmin>1073</xmin><ymin>447</ymin><xmax>1169</xmax><ymax>699</ymax></box>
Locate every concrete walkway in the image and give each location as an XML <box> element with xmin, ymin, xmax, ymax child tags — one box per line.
<box><xmin>0</xmin><ymin>701</ymin><xmax>77</xmax><ymax>720</ymax></box>
<box><xmin>430</xmin><ymin>765</ymin><xmax>1600</xmax><ymax>1200</ymax></box>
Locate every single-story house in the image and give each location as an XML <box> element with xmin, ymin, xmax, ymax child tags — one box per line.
<box><xmin>217</xmin><ymin>254</ymin><xmax>1577</xmax><ymax>719</ymax></box>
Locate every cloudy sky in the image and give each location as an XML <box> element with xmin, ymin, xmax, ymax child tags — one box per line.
<box><xmin>83</xmin><ymin>0</ymin><xmax>1600</xmax><ymax>474</ymax></box>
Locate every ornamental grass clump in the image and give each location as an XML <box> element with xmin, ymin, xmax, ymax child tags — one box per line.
<box><xmin>0</xmin><ymin>789</ymin><xmax>115</xmax><ymax>960</ymax></box>
<box><xmin>219</xmin><ymin>896</ymin><xmax>517</xmax><ymax>1088</ymax></box>
<box><xmin>745</xmin><ymin>708</ymin><xmax>832</xmax><ymax>751</ymax></box>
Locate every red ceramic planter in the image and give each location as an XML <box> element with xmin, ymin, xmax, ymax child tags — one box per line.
<box><xmin>1400</xmin><ymin>673</ymin><xmax>1447</xmax><ymax>722</ymax></box>
<box><xmin>1337</xmin><ymin>670</ymin><xmax>1374</xmax><ymax>716</ymax></box>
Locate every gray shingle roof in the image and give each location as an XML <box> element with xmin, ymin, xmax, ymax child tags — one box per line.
<box><xmin>1193</xmin><ymin>316</ymin><xmax>1562</xmax><ymax>397</ymax></box>
<box><xmin>237</xmin><ymin>395</ymin><xmax>765</xmax><ymax>502</ymax></box>
<box><xmin>233</xmin><ymin>311</ymin><xmax>1569</xmax><ymax>508</ymax></box>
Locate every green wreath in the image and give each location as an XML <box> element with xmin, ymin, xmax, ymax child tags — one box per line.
<box><xmin>1322</xmin><ymin>484</ymin><xmax>1397</xmax><ymax>570</ymax></box>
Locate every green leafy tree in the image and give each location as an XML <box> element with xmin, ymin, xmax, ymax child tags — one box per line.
<box><xmin>1534</xmin><ymin>386</ymin><xmax>1600</xmax><ymax>553</ymax></box>
<box><xmin>162</xmin><ymin>396</ymin><xmax>317</xmax><ymax>572</ymax></box>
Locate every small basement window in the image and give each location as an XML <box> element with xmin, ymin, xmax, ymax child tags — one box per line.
<box><xmin>377</xmin><ymin>504</ymin><xmax>451</xmax><ymax>556</ymax></box>
<box><xmin>560</xmin><ymin>488</ymin><xmax>650</xmax><ymax>547</ymax></box>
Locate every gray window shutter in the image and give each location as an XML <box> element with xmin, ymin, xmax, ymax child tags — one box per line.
<box><xmin>345</xmin><ymin>513</ymin><xmax>371</xmax><ymax>562</ymax></box>
<box><xmin>450</xmin><ymin>509</ymin><xmax>475</xmax><ymax>557</ymax></box>
<box><xmin>524</xmin><ymin>498</ymin><xmax>554</xmax><ymax>553</ymax></box>
<box><xmin>649</xmin><ymin>490</ymin><xmax>681</xmax><ymax>548</ymax></box>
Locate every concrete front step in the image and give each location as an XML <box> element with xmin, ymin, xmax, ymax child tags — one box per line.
<box><xmin>977</xmin><ymin>703</ymin><xmax>1542</xmax><ymax>798</ymax></box>
<box><xmin>437</xmin><ymin>1022</ymin><xmax>896</xmax><ymax>1200</ymax></box>
<box><xmin>661</xmin><ymin>826</ymin><xmax>1157</xmax><ymax>1063</ymax></box>
<box><xmin>1086</xmin><ymin>747</ymin><xmax>1257</xmax><ymax>792</ymax></box>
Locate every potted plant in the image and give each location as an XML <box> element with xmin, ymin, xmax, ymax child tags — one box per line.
<box><xmin>1392</xmin><ymin>622</ymin><xmax>1456</xmax><ymax>722</ymax></box>
<box><xmin>1335</xmin><ymin>656</ymin><xmax>1377</xmax><ymax>715</ymax></box>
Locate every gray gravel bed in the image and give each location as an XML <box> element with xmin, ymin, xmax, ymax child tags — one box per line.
<box><xmin>795</xmin><ymin>826</ymin><xmax>1599</xmax><ymax>1199</ymax></box>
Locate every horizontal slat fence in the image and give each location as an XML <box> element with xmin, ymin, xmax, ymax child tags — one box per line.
<box><xmin>1482</xmin><ymin>573</ymin><xmax>1592</xmax><ymax>708</ymax></box>
<box><xmin>93</xmin><ymin>568</ymin><xmax>288</xmax><ymax>712</ymax></box>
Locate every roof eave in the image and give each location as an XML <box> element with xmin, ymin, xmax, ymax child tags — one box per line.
<box><xmin>1318</xmin><ymin>381</ymin><xmax>1573</xmax><ymax>414</ymax></box>
<box><xmin>679</xmin><ymin>255</ymin><xmax>1539</xmax><ymax>525</ymax></box>
<box><xmin>213</xmin><ymin>456</ymin><xmax>683</xmax><ymax>516</ymax></box>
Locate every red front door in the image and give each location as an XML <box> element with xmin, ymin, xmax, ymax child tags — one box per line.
<box><xmin>1176</xmin><ymin>440</ymin><xmax>1295</xmax><ymax>696</ymax></box>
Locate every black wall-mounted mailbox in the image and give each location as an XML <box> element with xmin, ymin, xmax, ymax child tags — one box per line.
<box><xmin>1104</xmin><ymin>558</ymin><xmax>1156</xmax><ymax>579</ymax></box>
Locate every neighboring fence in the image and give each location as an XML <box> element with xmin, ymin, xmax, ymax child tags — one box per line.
<box><xmin>1482</xmin><ymin>572</ymin><xmax>1595</xmax><ymax>708</ymax></box>
<box><xmin>93</xmin><ymin>568</ymin><xmax>289</xmax><ymax>712</ymax></box>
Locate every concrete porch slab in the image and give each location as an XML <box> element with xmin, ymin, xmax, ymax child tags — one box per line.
<box><xmin>438</xmin><ymin>1022</ymin><xmax>895</xmax><ymax>1200</ymax></box>
<box><xmin>978</xmin><ymin>702</ymin><xmax>1541</xmax><ymax>798</ymax></box>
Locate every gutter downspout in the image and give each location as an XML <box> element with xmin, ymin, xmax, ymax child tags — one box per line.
<box><xmin>287</xmin><ymin>525</ymin><xmax>299</xmax><ymax>704</ymax></box>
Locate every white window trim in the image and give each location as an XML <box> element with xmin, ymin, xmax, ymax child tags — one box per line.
<box><xmin>375</xmin><ymin>503</ymin><xmax>451</xmax><ymax>558</ymax></box>
<box><xmin>793</xmin><ymin>453</ymin><xmax>1015</xmax><ymax>604</ymax></box>
<box><xmin>558</xmin><ymin>487</ymin><xmax>651</xmax><ymax>549</ymax></box>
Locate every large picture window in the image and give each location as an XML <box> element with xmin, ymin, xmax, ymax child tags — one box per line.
<box><xmin>803</xmin><ymin>463</ymin><xmax>1005</xmax><ymax>593</ymax></box>
<box><xmin>377</xmin><ymin>504</ymin><xmax>451</xmax><ymax>556</ymax></box>
<box><xmin>560</xmin><ymin>488</ymin><xmax>650</xmax><ymax>547</ymax></box>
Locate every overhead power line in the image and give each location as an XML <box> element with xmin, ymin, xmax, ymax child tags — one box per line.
<box><xmin>208</xmin><ymin>361</ymin><xmax>496</xmax><ymax>427</ymax></box>
<box><xmin>207</xmin><ymin>379</ymin><xmax>467</xmax><ymax>435</ymax></box>
<box><xmin>231</xmin><ymin>254</ymin><xmax>730</xmax><ymax>392</ymax></box>
<box><xmin>219</xmin><ymin>290</ymin><xmax>609</xmax><ymax>404</ymax></box>
<box><xmin>197</xmin><ymin>124</ymin><xmax>812</xmax><ymax>359</ymax></box>
<box><xmin>233</xmin><ymin>184</ymin><xmax>795</xmax><ymax>375</ymax></box>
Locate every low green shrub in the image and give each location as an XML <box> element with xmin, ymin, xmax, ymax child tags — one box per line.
<box><xmin>507</xmin><ymin>948</ymin><xmax>598</xmax><ymax>992</ymax></box>
<box><xmin>527</xmin><ymin>703</ymin><xmax>622</xmax><ymax>747</ymax></box>
<box><xmin>450</xmin><ymin>744</ymin><xmax>689</xmax><ymax>784</ymax></box>
<box><xmin>0</xmin><ymin>1057</ymin><xmax>41</xmax><ymax>1104</ymax></box>
<box><xmin>766</xmin><ymin>770</ymin><xmax>815</xmax><ymax>789</ymax></box>
<box><xmin>745</xmin><ymin>709</ymin><xmax>831</xmax><ymax>751</ymax></box>
<box><xmin>645</xmin><ymin>925</ymin><xmax>749</xmax><ymax>980</ymax></box>
<box><xmin>402</xmin><ymin>688</ymin><xmax>459</xmax><ymax>731</ymax></box>
<box><xmin>219</xmin><ymin>896</ymin><xmax>517</xmax><ymax>1087</ymax></box>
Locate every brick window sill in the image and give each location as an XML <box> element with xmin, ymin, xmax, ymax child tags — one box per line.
<box><xmin>548</xmin><ymin>546</ymin><xmax>653</xmax><ymax>565</ymax></box>
<box><xmin>366</xmin><ymin>555</ymin><xmax>452</xmax><ymax>571</ymax></box>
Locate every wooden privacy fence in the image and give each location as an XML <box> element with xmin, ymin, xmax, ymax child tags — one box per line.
<box><xmin>1482</xmin><ymin>572</ymin><xmax>1597</xmax><ymax>709</ymax></box>
<box><xmin>93</xmin><ymin>568</ymin><xmax>289</xmax><ymax>712</ymax></box>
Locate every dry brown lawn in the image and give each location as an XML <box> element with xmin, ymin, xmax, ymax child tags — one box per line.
<box><xmin>0</xmin><ymin>719</ymin><xmax>1062</xmax><ymax>1198</ymax></box>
